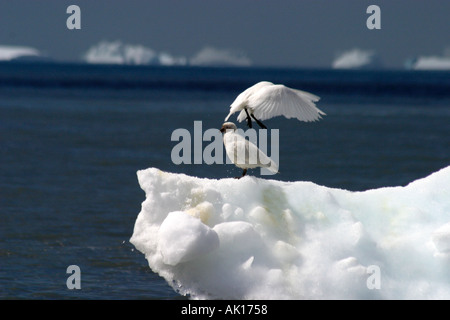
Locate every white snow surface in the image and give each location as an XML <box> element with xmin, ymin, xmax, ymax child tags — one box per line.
<box><xmin>130</xmin><ymin>166</ymin><xmax>450</xmax><ymax>299</ymax></box>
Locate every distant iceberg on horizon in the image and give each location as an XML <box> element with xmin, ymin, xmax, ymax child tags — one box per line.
<box><xmin>406</xmin><ymin>57</ymin><xmax>450</xmax><ymax>71</ymax></box>
<box><xmin>189</xmin><ymin>46</ymin><xmax>252</xmax><ymax>67</ymax></box>
<box><xmin>130</xmin><ymin>166</ymin><xmax>450</xmax><ymax>299</ymax></box>
<box><xmin>82</xmin><ymin>41</ymin><xmax>252</xmax><ymax>67</ymax></box>
<box><xmin>83</xmin><ymin>40</ymin><xmax>187</xmax><ymax>66</ymax></box>
<box><xmin>0</xmin><ymin>45</ymin><xmax>43</xmax><ymax>61</ymax></box>
<box><xmin>405</xmin><ymin>47</ymin><xmax>450</xmax><ymax>70</ymax></box>
<box><xmin>332</xmin><ymin>48</ymin><xmax>382</xmax><ymax>70</ymax></box>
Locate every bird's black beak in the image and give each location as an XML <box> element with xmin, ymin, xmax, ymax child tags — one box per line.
<box><xmin>220</xmin><ymin>127</ymin><xmax>225</xmax><ymax>133</ymax></box>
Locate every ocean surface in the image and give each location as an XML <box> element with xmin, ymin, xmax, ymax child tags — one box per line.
<box><xmin>0</xmin><ymin>61</ymin><xmax>449</xmax><ymax>299</ymax></box>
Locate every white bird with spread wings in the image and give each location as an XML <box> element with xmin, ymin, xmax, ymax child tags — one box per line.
<box><xmin>225</xmin><ymin>81</ymin><xmax>325</xmax><ymax>129</ymax></box>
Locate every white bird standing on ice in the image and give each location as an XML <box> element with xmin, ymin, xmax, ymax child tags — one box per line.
<box><xmin>225</xmin><ymin>81</ymin><xmax>325</xmax><ymax>129</ymax></box>
<box><xmin>220</xmin><ymin>122</ymin><xmax>278</xmax><ymax>178</ymax></box>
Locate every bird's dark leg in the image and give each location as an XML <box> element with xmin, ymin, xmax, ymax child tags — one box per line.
<box><xmin>244</xmin><ymin>108</ymin><xmax>252</xmax><ymax>128</ymax></box>
<box><xmin>235</xmin><ymin>168</ymin><xmax>247</xmax><ymax>179</ymax></box>
<box><xmin>250</xmin><ymin>114</ymin><xmax>267</xmax><ymax>129</ymax></box>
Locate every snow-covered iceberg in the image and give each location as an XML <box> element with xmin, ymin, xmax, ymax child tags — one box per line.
<box><xmin>130</xmin><ymin>166</ymin><xmax>450</xmax><ymax>299</ymax></box>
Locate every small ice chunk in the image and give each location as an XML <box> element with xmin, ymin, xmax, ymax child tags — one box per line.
<box><xmin>158</xmin><ymin>211</ymin><xmax>219</xmax><ymax>265</ymax></box>
<box><xmin>432</xmin><ymin>222</ymin><xmax>450</xmax><ymax>253</ymax></box>
<box><xmin>241</xmin><ymin>256</ymin><xmax>254</xmax><ymax>270</ymax></box>
<box><xmin>272</xmin><ymin>241</ymin><xmax>301</xmax><ymax>263</ymax></box>
<box><xmin>185</xmin><ymin>201</ymin><xmax>214</xmax><ymax>224</ymax></box>
<box><xmin>213</xmin><ymin>221</ymin><xmax>262</xmax><ymax>252</ymax></box>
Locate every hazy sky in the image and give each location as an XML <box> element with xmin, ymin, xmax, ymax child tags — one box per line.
<box><xmin>0</xmin><ymin>0</ymin><xmax>449</xmax><ymax>68</ymax></box>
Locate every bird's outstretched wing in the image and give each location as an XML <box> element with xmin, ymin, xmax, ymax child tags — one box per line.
<box><xmin>237</xmin><ymin>84</ymin><xmax>325</xmax><ymax>123</ymax></box>
<box><xmin>225</xmin><ymin>81</ymin><xmax>273</xmax><ymax>121</ymax></box>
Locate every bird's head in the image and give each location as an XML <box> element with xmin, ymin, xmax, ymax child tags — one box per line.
<box><xmin>220</xmin><ymin>122</ymin><xmax>237</xmax><ymax>133</ymax></box>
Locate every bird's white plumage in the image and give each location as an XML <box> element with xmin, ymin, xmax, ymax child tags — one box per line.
<box><xmin>220</xmin><ymin>122</ymin><xmax>278</xmax><ymax>173</ymax></box>
<box><xmin>225</xmin><ymin>81</ymin><xmax>325</xmax><ymax>124</ymax></box>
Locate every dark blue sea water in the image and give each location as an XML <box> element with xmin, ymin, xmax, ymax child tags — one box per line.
<box><xmin>1</xmin><ymin>62</ymin><xmax>449</xmax><ymax>299</ymax></box>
